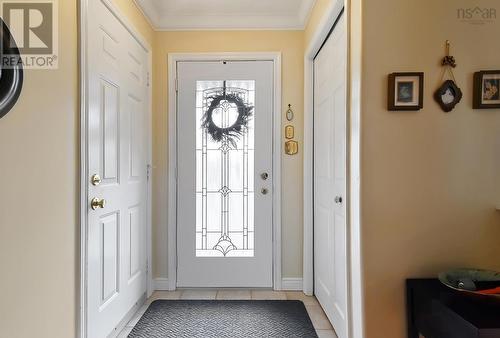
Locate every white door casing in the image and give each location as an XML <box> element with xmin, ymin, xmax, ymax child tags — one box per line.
<box><xmin>313</xmin><ymin>14</ymin><xmax>348</xmax><ymax>338</ymax></box>
<box><xmin>83</xmin><ymin>0</ymin><xmax>150</xmax><ymax>336</ymax></box>
<box><xmin>176</xmin><ymin>60</ymin><xmax>274</xmax><ymax>288</ymax></box>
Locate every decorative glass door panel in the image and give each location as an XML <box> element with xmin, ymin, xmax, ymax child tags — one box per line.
<box><xmin>196</xmin><ymin>80</ymin><xmax>255</xmax><ymax>257</ymax></box>
<box><xmin>177</xmin><ymin>61</ymin><xmax>273</xmax><ymax>287</ymax></box>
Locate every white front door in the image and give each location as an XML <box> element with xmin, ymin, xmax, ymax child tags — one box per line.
<box><xmin>313</xmin><ymin>14</ymin><xmax>348</xmax><ymax>338</ymax></box>
<box><xmin>86</xmin><ymin>0</ymin><xmax>149</xmax><ymax>336</ymax></box>
<box><xmin>176</xmin><ymin>61</ymin><xmax>274</xmax><ymax>288</ymax></box>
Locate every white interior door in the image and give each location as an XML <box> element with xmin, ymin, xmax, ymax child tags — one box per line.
<box><xmin>86</xmin><ymin>0</ymin><xmax>149</xmax><ymax>336</ymax></box>
<box><xmin>313</xmin><ymin>14</ymin><xmax>348</xmax><ymax>338</ymax></box>
<box><xmin>176</xmin><ymin>61</ymin><xmax>274</xmax><ymax>288</ymax></box>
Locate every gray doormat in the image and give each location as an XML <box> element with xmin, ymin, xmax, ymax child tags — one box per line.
<box><xmin>129</xmin><ymin>300</ymin><xmax>318</xmax><ymax>338</ymax></box>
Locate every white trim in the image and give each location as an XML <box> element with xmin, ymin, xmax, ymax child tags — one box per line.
<box><xmin>131</xmin><ymin>0</ymin><xmax>156</xmax><ymax>31</ymax></box>
<box><xmin>79</xmin><ymin>2</ymin><xmax>89</xmax><ymax>337</ymax></box>
<box><xmin>153</xmin><ymin>278</ymin><xmax>171</xmax><ymax>291</ymax></box>
<box><xmin>346</xmin><ymin>1</ymin><xmax>364</xmax><ymax>337</ymax></box>
<box><xmin>303</xmin><ymin>0</ymin><xmax>345</xmax><ymax>298</ymax></box>
<box><xmin>100</xmin><ymin>0</ymin><xmax>151</xmax><ymax>52</ymax></box>
<box><xmin>144</xmin><ymin>15</ymin><xmax>306</xmax><ymax>31</ymax></box>
<box><xmin>167</xmin><ymin>52</ymin><xmax>282</xmax><ymax>290</ymax></box>
<box><xmin>79</xmin><ymin>1</ymin><xmax>153</xmax><ymax>337</ymax></box>
<box><xmin>133</xmin><ymin>0</ymin><xmax>317</xmax><ymax>31</ymax></box>
<box><xmin>146</xmin><ymin>54</ymin><xmax>154</xmax><ymax>299</ymax></box>
<box><xmin>298</xmin><ymin>0</ymin><xmax>317</xmax><ymax>29</ymax></box>
<box><xmin>167</xmin><ymin>55</ymin><xmax>177</xmax><ymax>291</ymax></box>
<box><xmin>281</xmin><ymin>278</ymin><xmax>303</xmax><ymax>291</ymax></box>
<box><xmin>108</xmin><ymin>294</ymin><xmax>146</xmax><ymax>338</ymax></box>
<box><xmin>303</xmin><ymin>1</ymin><xmax>365</xmax><ymax>338</ymax></box>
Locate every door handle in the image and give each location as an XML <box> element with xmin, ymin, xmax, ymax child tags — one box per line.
<box><xmin>261</xmin><ymin>188</ymin><xmax>269</xmax><ymax>195</ymax></box>
<box><xmin>91</xmin><ymin>198</ymin><xmax>106</xmax><ymax>210</ymax></box>
<box><xmin>261</xmin><ymin>172</ymin><xmax>269</xmax><ymax>180</ymax></box>
<box><xmin>334</xmin><ymin>196</ymin><xmax>343</xmax><ymax>204</ymax></box>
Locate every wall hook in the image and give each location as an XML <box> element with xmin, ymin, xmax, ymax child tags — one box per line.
<box><xmin>442</xmin><ymin>40</ymin><xmax>456</xmax><ymax>68</ymax></box>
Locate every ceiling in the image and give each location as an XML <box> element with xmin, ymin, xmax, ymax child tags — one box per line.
<box><xmin>134</xmin><ymin>0</ymin><xmax>317</xmax><ymax>30</ymax></box>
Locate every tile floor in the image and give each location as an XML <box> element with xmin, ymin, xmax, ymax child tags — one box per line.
<box><xmin>117</xmin><ymin>290</ymin><xmax>338</xmax><ymax>338</ymax></box>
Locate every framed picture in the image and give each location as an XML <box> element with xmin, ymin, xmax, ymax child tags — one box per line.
<box><xmin>473</xmin><ymin>70</ymin><xmax>500</xmax><ymax>109</ymax></box>
<box><xmin>388</xmin><ymin>72</ymin><xmax>424</xmax><ymax>111</ymax></box>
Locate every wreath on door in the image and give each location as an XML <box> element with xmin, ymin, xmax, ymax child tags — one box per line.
<box><xmin>201</xmin><ymin>93</ymin><xmax>253</xmax><ymax>145</ymax></box>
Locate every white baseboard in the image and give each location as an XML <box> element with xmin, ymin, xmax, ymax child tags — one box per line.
<box><xmin>154</xmin><ymin>277</ymin><xmax>303</xmax><ymax>291</ymax></box>
<box><xmin>153</xmin><ymin>278</ymin><xmax>170</xmax><ymax>290</ymax></box>
<box><xmin>281</xmin><ymin>278</ymin><xmax>303</xmax><ymax>291</ymax></box>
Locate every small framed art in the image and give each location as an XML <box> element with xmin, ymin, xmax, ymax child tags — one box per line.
<box><xmin>388</xmin><ymin>72</ymin><xmax>424</xmax><ymax>111</ymax></box>
<box><xmin>434</xmin><ymin>80</ymin><xmax>462</xmax><ymax>112</ymax></box>
<box><xmin>473</xmin><ymin>70</ymin><xmax>500</xmax><ymax>109</ymax></box>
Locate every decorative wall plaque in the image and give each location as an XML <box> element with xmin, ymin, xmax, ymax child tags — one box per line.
<box><xmin>434</xmin><ymin>40</ymin><xmax>462</xmax><ymax>113</ymax></box>
<box><xmin>0</xmin><ymin>18</ymin><xmax>24</xmax><ymax>119</ymax></box>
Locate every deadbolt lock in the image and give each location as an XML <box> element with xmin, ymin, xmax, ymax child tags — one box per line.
<box><xmin>285</xmin><ymin>140</ymin><xmax>299</xmax><ymax>155</ymax></box>
<box><xmin>91</xmin><ymin>174</ymin><xmax>102</xmax><ymax>186</ymax></box>
<box><xmin>91</xmin><ymin>198</ymin><xmax>106</xmax><ymax>210</ymax></box>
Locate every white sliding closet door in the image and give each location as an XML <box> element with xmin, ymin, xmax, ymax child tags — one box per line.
<box><xmin>313</xmin><ymin>14</ymin><xmax>348</xmax><ymax>338</ymax></box>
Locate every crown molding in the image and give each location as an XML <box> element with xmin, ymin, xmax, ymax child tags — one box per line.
<box><xmin>133</xmin><ymin>0</ymin><xmax>317</xmax><ymax>31</ymax></box>
<box><xmin>133</xmin><ymin>0</ymin><xmax>159</xmax><ymax>29</ymax></box>
<box><xmin>298</xmin><ymin>0</ymin><xmax>316</xmax><ymax>29</ymax></box>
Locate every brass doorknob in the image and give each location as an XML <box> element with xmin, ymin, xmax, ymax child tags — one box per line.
<box><xmin>91</xmin><ymin>198</ymin><xmax>106</xmax><ymax>210</ymax></box>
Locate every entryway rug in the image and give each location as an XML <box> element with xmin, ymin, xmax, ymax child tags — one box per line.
<box><xmin>128</xmin><ymin>300</ymin><xmax>318</xmax><ymax>338</ymax></box>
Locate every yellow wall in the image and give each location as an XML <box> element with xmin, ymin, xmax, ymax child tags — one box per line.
<box><xmin>361</xmin><ymin>0</ymin><xmax>500</xmax><ymax>336</ymax></box>
<box><xmin>0</xmin><ymin>1</ymin><xmax>152</xmax><ymax>338</ymax></box>
<box><xmin>2</xmin><ymin>0</ymin><xmax>499</xmax><ymax>337</ymax></box>
<box><xmin>113</xmin><ymin>0</ymin><xmax>154</xmax><ymax>46</ymax></box>
<box><xmin>152</xmin><ymin>31</ymin><xmax>305</xmax><ymax>279</ymax></box>
<box><xmin>0</xmin><ymin>1</ymin><xmax>78</xmax><ymax>337</ymax></box>
<box><xmin>304</xmin><ymin>0</ymin><xmax>500</xmax><ymax>336</ymax></box>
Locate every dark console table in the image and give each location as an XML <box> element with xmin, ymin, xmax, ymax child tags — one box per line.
<box><xmin>407</xmin><ymin>279</ymin><xmax>500</xmax><ymax>338</ymax></box>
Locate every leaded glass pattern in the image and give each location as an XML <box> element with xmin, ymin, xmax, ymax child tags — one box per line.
<box><xmin>196</xmin><ymin>80</ymin><xmax>255</xmax><ymax>257</ymax></box>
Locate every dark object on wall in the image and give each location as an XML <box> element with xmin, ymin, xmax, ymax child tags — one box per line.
<box><xmin>202</xmin><ymin>92</ymin><xmax>253</xmax><ymax>147</ymax></box>
<box><xmin>435</xmin><ymin>40</ymin><xmax>462</xmax><ymax>113</ymax></box>
<box><xmin>434</xmin><ymin>80</ymin><xmax>463</xmax><ymax>112</ymax></box>
<box><xmin>407</xmin><ymin>279</ymin><xmax>500</xmax><ymax>338</ymax></box>
<box><xmin>387</xmin><ymin>72</ymin><xmax>424</xmax><ymax>111</ymax></box>
<box><xmin>0</xmin><ymin>18</ymin><xmax>23</xmax><ymax>119</ymax></box>
<box><xmin>473</xmin><ymin>70</ymin><xmax>500</xmax><ymax>109</ymax></box>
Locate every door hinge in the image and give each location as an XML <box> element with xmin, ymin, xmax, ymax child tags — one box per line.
<box><xmin>147</xmin><ymin>72</ymin><xmax>150</xmax><ymax>87</ymax></box>
<box><xmin>175</xmin><ymin>77</ymin><xmax>178</xmax><ymax>92</ymax></box>
<box><xmin>147</xmin><ymin>164</ymin><xmax>152</xmax><ymax>181</ymax></box>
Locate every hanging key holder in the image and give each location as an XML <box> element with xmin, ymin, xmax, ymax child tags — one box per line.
<box><xmin>434</xmin><ymin>40</ymin><xmax>462</xmax><ymax>112</ymax></box>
